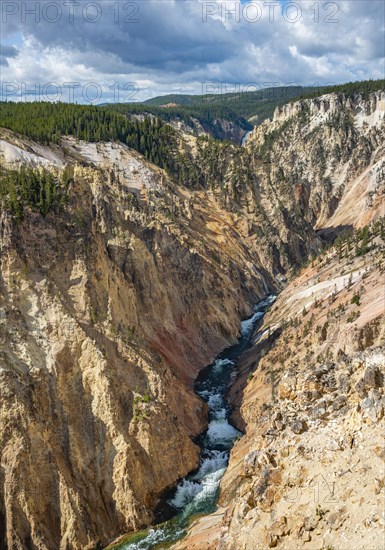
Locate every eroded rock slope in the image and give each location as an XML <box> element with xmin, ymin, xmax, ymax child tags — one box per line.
<box><xmin>0</xmin><ymin>88</ymin><xmax>384</xmax><ymax>550</ymax></box>
<box><xmin>0</xmin><ymin>133</ymin><xmax>271</xmax><ymax>549</ymax></box>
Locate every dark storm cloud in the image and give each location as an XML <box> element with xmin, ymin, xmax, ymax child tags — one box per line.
<box><xmin>1</xmin><ymin>0</ymin><xmax>384</xmax><ymax>101</ymax></box>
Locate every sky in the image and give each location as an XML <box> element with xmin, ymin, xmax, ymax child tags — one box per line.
<box><xmin>0</xmin><ymin>0</ymin><xmax>384</xmax><ymax>103</ymax></box>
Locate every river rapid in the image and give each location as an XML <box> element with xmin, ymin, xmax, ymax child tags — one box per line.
<box><xmin>110</xmin><ymin>295</ymin><xmax>275</xmax><ymax>550</ymax></box>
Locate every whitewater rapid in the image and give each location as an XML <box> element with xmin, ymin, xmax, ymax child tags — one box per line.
<box><xmin>114</xmin><ymin>295</ymin><xmax>275</xmax><ymax>550</ymax></box>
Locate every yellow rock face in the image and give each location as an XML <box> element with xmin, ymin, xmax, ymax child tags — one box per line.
<box><xmin>177</xmin><ymin>228</ymin><xmax>385</xmax><ymax>550</ymax></box>
<box><xmin>0</xmin><ymin>134</ymin><xmax>271</xmax><ymax>549</ymax></box>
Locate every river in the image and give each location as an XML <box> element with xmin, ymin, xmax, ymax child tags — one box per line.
<box><xmin>109</xmin><ymin>295</ymin><xmax>275</xmax><ymax>550</ymax></box>
<box><xmin>241</xmin><ymin>131</ymin><xmax>252</xmax><ymax>146</ymax></box>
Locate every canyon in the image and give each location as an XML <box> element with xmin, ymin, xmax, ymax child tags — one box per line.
<box><xmin>172</xmin><ymin>91</ymin><xmax>385</xmax><ymax>549</ymax></box>
<box><xmin>175</xmin><ymin>221</ymin><xmax>385</xmax><ymax>549</ymax></box>
<box><xmin>0</xmin><ymin>87</ymin><xmax>384</xmax><ymax>549</ymax></box>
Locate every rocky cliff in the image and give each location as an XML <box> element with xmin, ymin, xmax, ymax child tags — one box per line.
<box><xmin>0</xmin><ymin>88</ymin><xmax>384</xmax><ymax>550</ymax></box>
<box><xmin>175</xmin><ymin>220</ymin><xmax>385</xmax><ymax>550</ymax></box>
<box><xmin>169</xmin><ymin>116</ymin><xmax>248</xmax><ymax>144</ymax></box>
<box><xmin>246</xmin><ymin>91</ymin><xmax>385</xmax><ymax>232</ymax></box>
<box><xmin>172</xmin><ymin>90</ymin><xmax>385</xmax><ymax>549</ymax></box>
<box><xmin>0</xmin><ymin>132</ymin><xmax>272</xmax><ymax>549</ymax></box>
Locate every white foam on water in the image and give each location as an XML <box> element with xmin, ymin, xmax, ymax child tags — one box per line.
<box><xmin>182</xmin><ymin>467</ymin><xmax>227</xmax><ymax>515</ymax></box>
<box><xmin>169</xmin><ymin>480</ymin><xmax>203</xmax><ymax>509</ymax></box>
<box><xmin>257</xmin><ymin>295</ymin><xmax>276</xmax><ymax>309</ymax></box>
<box><xmin>205</xmin><ymin>449</ymin><xmax>228</xmax><ymax>461</ymax></box>
<box><xmin>170</xmin><ymin>456</ymin><xmax>228</xmax><ymax>511</ymax></box>
<box><xmin>126</xmin><ymin>525</ymin><xmax>186</xmax><ymax>550</ymax></box>
<box><xmin>206</xmin><ymin>419</ymin><xmax>241</xmax><ymax>445</ymax></box>
<box><xmin>207</xmin><ymin>393</ymin><xmax>224</xmax><ymax>410</ymax></box>
<box><xmin>192</xmin><ymin>452</ymin><xmax>228</xmax><ymax>481</ymax></box>
<box><xmin>241</xmin><ymin>311</ymin><xmax>264</xmax><ymax>337</ymax></box>
<box><xmin>120</xmin><ymin>519</ymin><xmax>185</xmax><ymax>550</ymax></box>
<box><xmin>197</xmin><ymin>389</ymin><xmax>211</xmax><ymax>400</ymax></box>
<box><xmin>241</xmin><ymin>295</ymin><xmax>276</xmax><ymax>338</ymax></box>
<box><xmin>201</xmin><ymin>467</ymin><xmax>227</xmax><ymax>486</ymax></box>
<box><xmin>212</xmin><ymin>407</ymin><xmax>227</xmax><ymax>421</ymax></box>
<box><xmin>212</xmin><ymin>358</ymin><xmax>234</xmax><ymax>372</ymax></box>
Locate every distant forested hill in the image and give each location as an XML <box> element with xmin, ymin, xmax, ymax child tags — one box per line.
<box><xmin>0</xmin><ymin>79</ymin><xmax>383</xmax><ymax>191</ymax></box>
<box><xmin>143</xmin><ymin>85</ymin><xmax>308</xmax><ymax>122</ymax></box>
<box><xmin>106</xmin><ymin>101</ymin><xmax>253</xmax><ymax>138</ymax></box>
<box><xmin>110</xmin><ymin>79</ymin><xmax>384</xmax><ymax>132</ymax></box>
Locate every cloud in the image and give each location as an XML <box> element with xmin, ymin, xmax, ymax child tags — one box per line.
<box><xmin>0</xmin><ymin>43</ymin><xmax>19</xmax><ymax>66</ymax></box>
<box><xmin>1</xmin><ymin>0</ymin><xmax>384</xmax><ymax>102</ymax></box>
